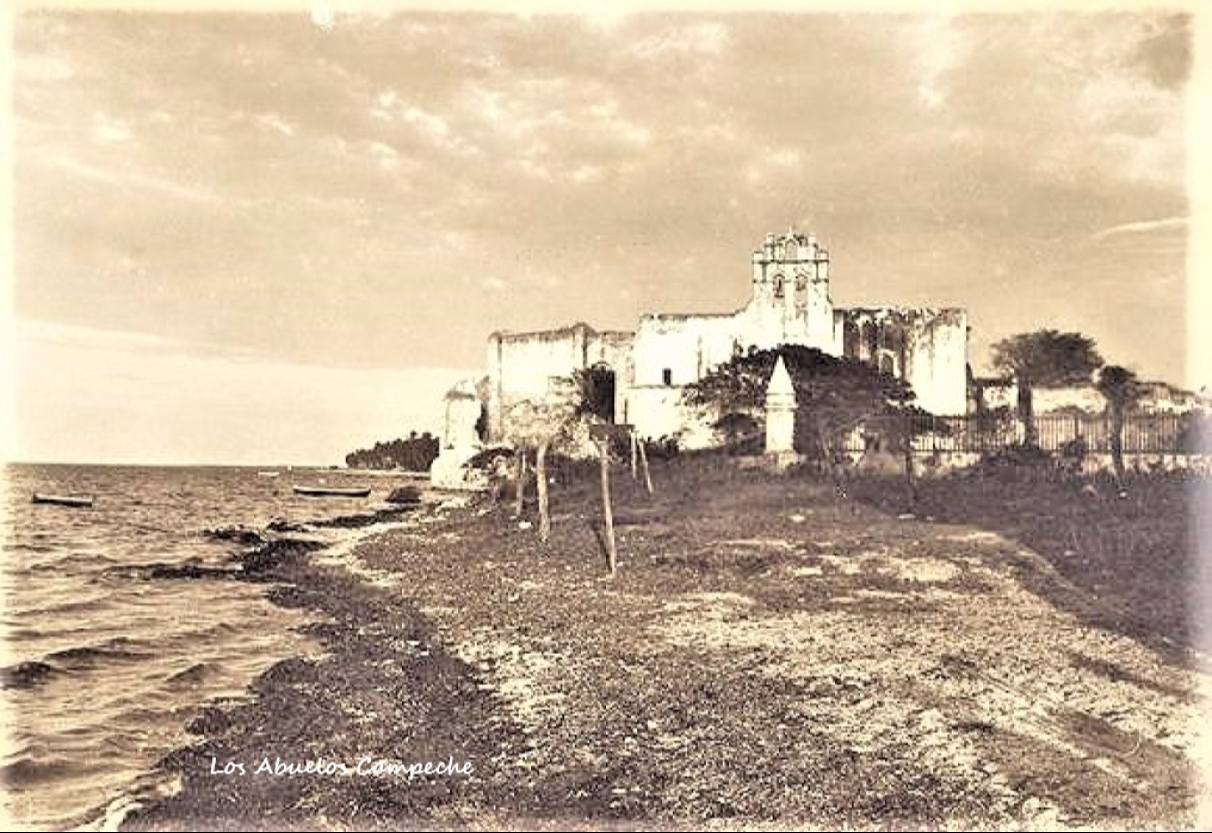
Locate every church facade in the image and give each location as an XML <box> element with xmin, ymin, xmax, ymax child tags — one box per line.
<box><xmin>483</xmin><ymin>230</ymin><xmax>968</xmax><ymax>448</ymax></box>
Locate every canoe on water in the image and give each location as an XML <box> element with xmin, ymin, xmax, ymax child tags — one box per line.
<box><xmin>32</xmin><ymin>493</ymin><xmax>94</xmax><ymax>508</ymax></box>
<box><xmin>292</xmin><ymin>486</ymin><xmax>371</xmax><ymax>498</ymax></box>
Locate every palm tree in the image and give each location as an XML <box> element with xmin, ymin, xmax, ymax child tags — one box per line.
<box><xmin>1095</xmin><ymin>365</ymin><xmax>1141</xmax><ymax>486</ymax></box>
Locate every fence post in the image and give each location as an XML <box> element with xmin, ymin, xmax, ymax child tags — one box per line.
<box><xmin>599</xmin><ymin>438</ymin><xmax>618</xmax><ymax>575</ymax></box>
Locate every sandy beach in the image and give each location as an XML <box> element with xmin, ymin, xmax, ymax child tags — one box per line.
<box><xmin>120</xmin><ymin>460</ymin><xmax>1208</xmax><ymax>830</ymax></box>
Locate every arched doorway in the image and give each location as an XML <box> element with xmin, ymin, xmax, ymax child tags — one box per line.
<box><xmin>861</xmin><ymin>320</ymin><xmax>878</xmax><ymax>362</ymax></box>
<box><xmin>582</xmin><ymin>363</ymin><xmax>616</xmax><ymax>422</ymax></box>
<box><xmin>843</xmin><ymin>320</ymin><xmax>860</xmax><ymax>359</ymax></box>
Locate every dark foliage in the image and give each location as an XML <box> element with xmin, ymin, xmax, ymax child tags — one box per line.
<box><xmin>683</xmin><ymin>344</ymin><xmax>916</xmax><ymax>456</ymax></box>
<box><xmin>715</xmin><ymin>412</ymin><xmax>762</xmax><ymax>455</ymax></box>
<box><xmin>644</xmin><ymin>436</ymin><xmax>681</xmax><ymax>461</ymax></box>
<box><xmin>1178</xmin><ymin>413</ymin><xmax>1212</xmax><ymax>454</ymax></box>
<box><xmin>976</xmin><ymin>443</ymin><xmax>1057</xmax><ymax>470</ymax></box>
<box><xmin>572</xmin><ymin>365</ymin><xmax>618</xmax><ymax>421</ymax></box>
<box><xmin>345</xmin><ymin>431</ymin><xmax>439</xmax><ymax>471</ymax></box>
<box><xmin>990</xmin><ymin>329</ymin><xmax>1104</xmax><ymax>388</ymax></box>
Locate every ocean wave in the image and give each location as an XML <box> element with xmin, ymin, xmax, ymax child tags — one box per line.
<box><xmin>157</xmin><ymin>619</ymin><xmax>242</xmax><ymax>644</ymax></box>
<box><xmin>97</xmin><ymin>562</ymin><xmax>241</xmax><ymax>582</ymax></box>
<box><xmin>27</xmin><ymin>551</ymin><xmax>119</xmax><ymax>571</ymax></box>
<box><xmin>34</xmin><ymin>595</ymin><xmax>110</xmax><ymax>617</ymax></box>
<box><xmin>0</xmin><ymin>754</ymin><xmax>71</xmax><ymax>787</ymax></box>
<box><xmin>2</xmin><ymin>542</ymin><xmax>60</xmax><ymax>554</ymax></box>
<box><xmin>163</xmin><ymin>662</ymin><xmax>221</xmax><ymax>688</ymax></box>
<box><xmin>202</xmin><ymin>525</ymin><xmax>266</xmax><ymax>546</ymax></box>
<box><xmin>45</xmin><ymin>638</ymin><xmax>154</xmax><ymax>669</ymax></box>
<box><xmin>0</xmin><ymin>661</ymin><xmax>59</xmax><ymax>690</ymax></box>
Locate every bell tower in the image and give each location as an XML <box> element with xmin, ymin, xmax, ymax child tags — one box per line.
<box><xmin>749</xmin><ymin>229</ymin><xmax>834</xmax><ymax>350</ymax></box>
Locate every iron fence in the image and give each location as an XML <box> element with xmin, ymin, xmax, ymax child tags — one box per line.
<box><xmin>836</xmin><ymin>411</ymin><xmax>1208</xmax><ymax>456</ymax></box>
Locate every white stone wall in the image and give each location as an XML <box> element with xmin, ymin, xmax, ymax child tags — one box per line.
<box><xmin>487</xmin><ymin>323</ymin><xmax>633</xmax><ymax>440</ymax></box>
<box><xmin>893</xmin><ymin>310</ymin><xmax>967</xmax><ymax>415</ymax></box>
<box><xmin>916</xmin><ymin>310</ymin><xmax>968</xmax><ymax>415</ymax></box>
<box><xmin>1033</xmin><ymin>385</ymin><xmax>1106</xmax><ymax>414</ymax></box>
<box><xmin>630</xmin><ymin>314</ymin><xmax>740</xmax><ymax>388</ymax></box>
<box><xmin>626</xmin><ymin>386</ymin><xmax>717</xmax><ymax>448</ymax></box>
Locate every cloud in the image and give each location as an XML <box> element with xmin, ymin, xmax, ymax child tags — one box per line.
<box><xmin>400</xmin><ymin>105</ymin><xmax>451</xmax><ymax>139</ymax></box>
<box><xmin>630</xmin><ymin>22</ymin><xmax>729</xmax><ymax>61</ymax></box>
<box><xmin>17</xmin><ymin>53</ymin><xmax>74</xmax><ymax>82</ymax></box>
<box><xmin>255</xmin><ymin>112</ymin><xmax>296</xmax><ymax>136</ymax></box>
<box><xmin>47</xmin><ymin>153</ymin><xmax>220</xmax><ymax>204</ymax></box>
<box><xmin>91</xmin><ymin>111</ymin><xmax>132</xmax><ymax>143</ymax></box>
<box><xmin>911</xmin><ymin>16</ymin><xmax>965</xmax><ymax>112</ymax></box>
<box><xmin>1129</xmin><ymin>15</ymin><xmax>1190</xmax><ymax>90</ymax></box>
<box><xmin>1090</xmin><ymin>215</ymin><xmax>1189</xmax><ymax>240</ymax></box>
<box><xmin>11</xmin><ymin>11</ymin><xmax>1191</xmax><ymax>395</ymax></box>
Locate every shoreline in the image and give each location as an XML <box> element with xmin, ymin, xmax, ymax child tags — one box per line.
<box><xmin>83</xmin><ymin>495</ymin><xmax>441</xmax><ymax>832</ymax></box>
<box><xmin>117</xmin><ymin>494</ymin><xmax>535</xmax><ymax>832</ymax></box>
<box><xmin>120</xmin><ymin>465</ymin><xmax>1206</xmax><ymax>830</ymax></box>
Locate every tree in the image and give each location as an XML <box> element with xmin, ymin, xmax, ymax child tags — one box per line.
<box><xmin>714</xmin><ymin>412</ymin><xmax>760</xmax><ymax>454</ymax></box>
<box><xmin>571</xmin><ymin>365</ymin><xmax>617</xmax><ymax>421</ymax></box>
<box><xmin>344</xmin><ymin>432</ymin><xmax>439</xmax><ymax>471</ymax></box>
<box><xmin>682</xmin><ymin>344</ymin><xmax>915</xmax><ymax>461</ymax></box>
<box><xmin>990</xmin><ymin>330</ymin><xmax>1104</xmax><ymax>446</ymax></box>
<box><xmin>501</xmin><ymin>378</ymin><xmax>583</xmax><ymax>542</ymax></box>
<box><xmin>990</xmin><ymin>330</ymin><xmax>1104</xmax><ymax>387</ymax></box>
<box><xmin>1096</xmin><ymin>365</ymin><xmax>1142</xmax><ymax>486</ymax></box>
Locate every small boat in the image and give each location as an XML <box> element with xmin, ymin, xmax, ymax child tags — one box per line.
<box><xmin>292</xmin><ymin>486</ymin><xmax>371</xmax><ymax>498</ymax></box>
<box><xmin>32</xmin><ymin>493</ymin><xmax>94</xmax><ymax>508</ymax></box>
<box><xmin>257</xmin><ymin>471</ymin><xmax>281</xmax><ymax>478</ymax></box>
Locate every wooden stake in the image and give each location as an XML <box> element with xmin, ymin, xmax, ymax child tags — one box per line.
<box><xmin>902</xmin><ymin>416</ymin><xmax>918</xmax><ymax>511</ymax></box>
<box><xmin>513</xmin><ymin>450</ymin><xmax>527</xmax><ymax>518</ymax></box>
<box><xmin>537</xmin><ymin>440</ymin><xmax>550</xmax><ymax>542</ymax></box>
<box><xmin>629</xmin><ymin>431</ymin><xmax>638</xmax><ymax>480</ymax></box>
<box><xmin>638</xmin><ymin>437</ymin><xmax>654</xmax><ymax>495</ymax></box>
<box><xmin>599</xmin><ymin>440</ymin><xmax>617</xmax><ymax>575</ymax></box>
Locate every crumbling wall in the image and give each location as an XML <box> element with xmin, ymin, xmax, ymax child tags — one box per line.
<box><xmin>487</xmin><ymin>323</ymin><xmax>633</xmax><ymax>441</ymax></box>
<box><xmin>838</xmin><ymin>307</ymin><xmax>968</xmax><ymax>415</ymax></box>
<box><xmin>626</xmin><ymin>386</ymin><xmax>717</xmax><ymax>449</ymax></box>
<box><xmin>631</xmin><ymin>313</ymin><xmax>738</xmax><ymax>388</ymax></box>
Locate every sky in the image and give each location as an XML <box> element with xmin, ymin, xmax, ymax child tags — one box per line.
<box><xmin>4</xmin><ymin>5</ymin><xmax>1203</xmax><ymax>464</ymax></box>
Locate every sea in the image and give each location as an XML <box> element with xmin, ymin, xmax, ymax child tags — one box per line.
<box><xmin>1</xmin><ymin>463</ymin><xmax>424</xmax><ymax>831</ymax></box>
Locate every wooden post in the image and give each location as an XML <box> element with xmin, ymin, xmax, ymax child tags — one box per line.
<box><xmin>637</xmin><ymin>437</ymin><xmax>654</xmax><ymax>495</ymax></box>
<box><xmin>513</xmin><ymin>449</ymin><xmax>527</xmax><ymax>518</ymax></box>
<box><xmin>537</xmin><ymin>440</ymin><xmax>551</xmax><ymax>542</ymax></box>
<box><xmin>599</xmin><ymin>440</ymin><xmax>617</xmax><ymax>575</ymax></box>
<box><xmin>902</xmin><ymin>413</ymin><xmax>918</xmax><ymax>511</ymax></box>
<box><xmin>629</xmin><ymin>431</ymin><xmax>638</xmax><ymax>481</ymax></box>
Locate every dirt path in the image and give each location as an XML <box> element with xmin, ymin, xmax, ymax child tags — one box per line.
<box><xmin>124</xmin><ymin>466</ymin><xmax>1209</xmax><ymax>830</ymax></box>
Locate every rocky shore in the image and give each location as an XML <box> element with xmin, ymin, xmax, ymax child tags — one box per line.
<box><xmin>121</xmin><ymin>462</ymin><xmax>1208</xmax><ymax>830</ymax></box>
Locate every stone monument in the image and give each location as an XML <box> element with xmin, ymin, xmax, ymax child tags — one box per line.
<box><xmin>430</xmin><ymin>379</ymin><xmax>486</xmax><ymax>490</ymax></box>
<box><xmin>764</xmin><ymin>355</ymin><xmax>799</xmax><ymax>468</ymax></box>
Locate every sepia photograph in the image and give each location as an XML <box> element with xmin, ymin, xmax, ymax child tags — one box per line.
<box><xmin>3</xmin><ymin>1</ymin><xmax>1210</xmax><ymax>829</ymax></box>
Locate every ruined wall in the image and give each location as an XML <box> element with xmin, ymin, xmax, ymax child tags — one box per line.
<box><xmin>973</xmin><ymin>381</ymin><xmax>1208</xmax><ymax>418</ymax></box>
<box><xmin>486</xmin><ymin>323</ymin><xmax>633</xmax><ymax>441</ymax></box>
<box><xmin>905</xmin><ymin>309</ymin><xmax>968</xmax><ymax>415</ymax></box>
<box><xmin>630</xmin><ymin>313</ymin><xmax>738</xmax><ymax>388</ymax></box>
<box><xmin>836</xmin><ymin>307</ymin><xmax>967</xmax><ymax>415</ymax></box>
<box><xmin>626</xmin><ymin>386</ymin><xmax>717</xmax><ymax>449</ymax></box>
<box><xmin>1032</xmin><ymin>385</ymin><xmax>1106</xmax><ymax>414</ymax></box>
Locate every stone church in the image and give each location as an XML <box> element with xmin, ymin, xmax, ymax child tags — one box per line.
<box><xmin>478</xmin><ymin>230</ymin><xmax>969</xmax><ymax>449</ymax></box>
